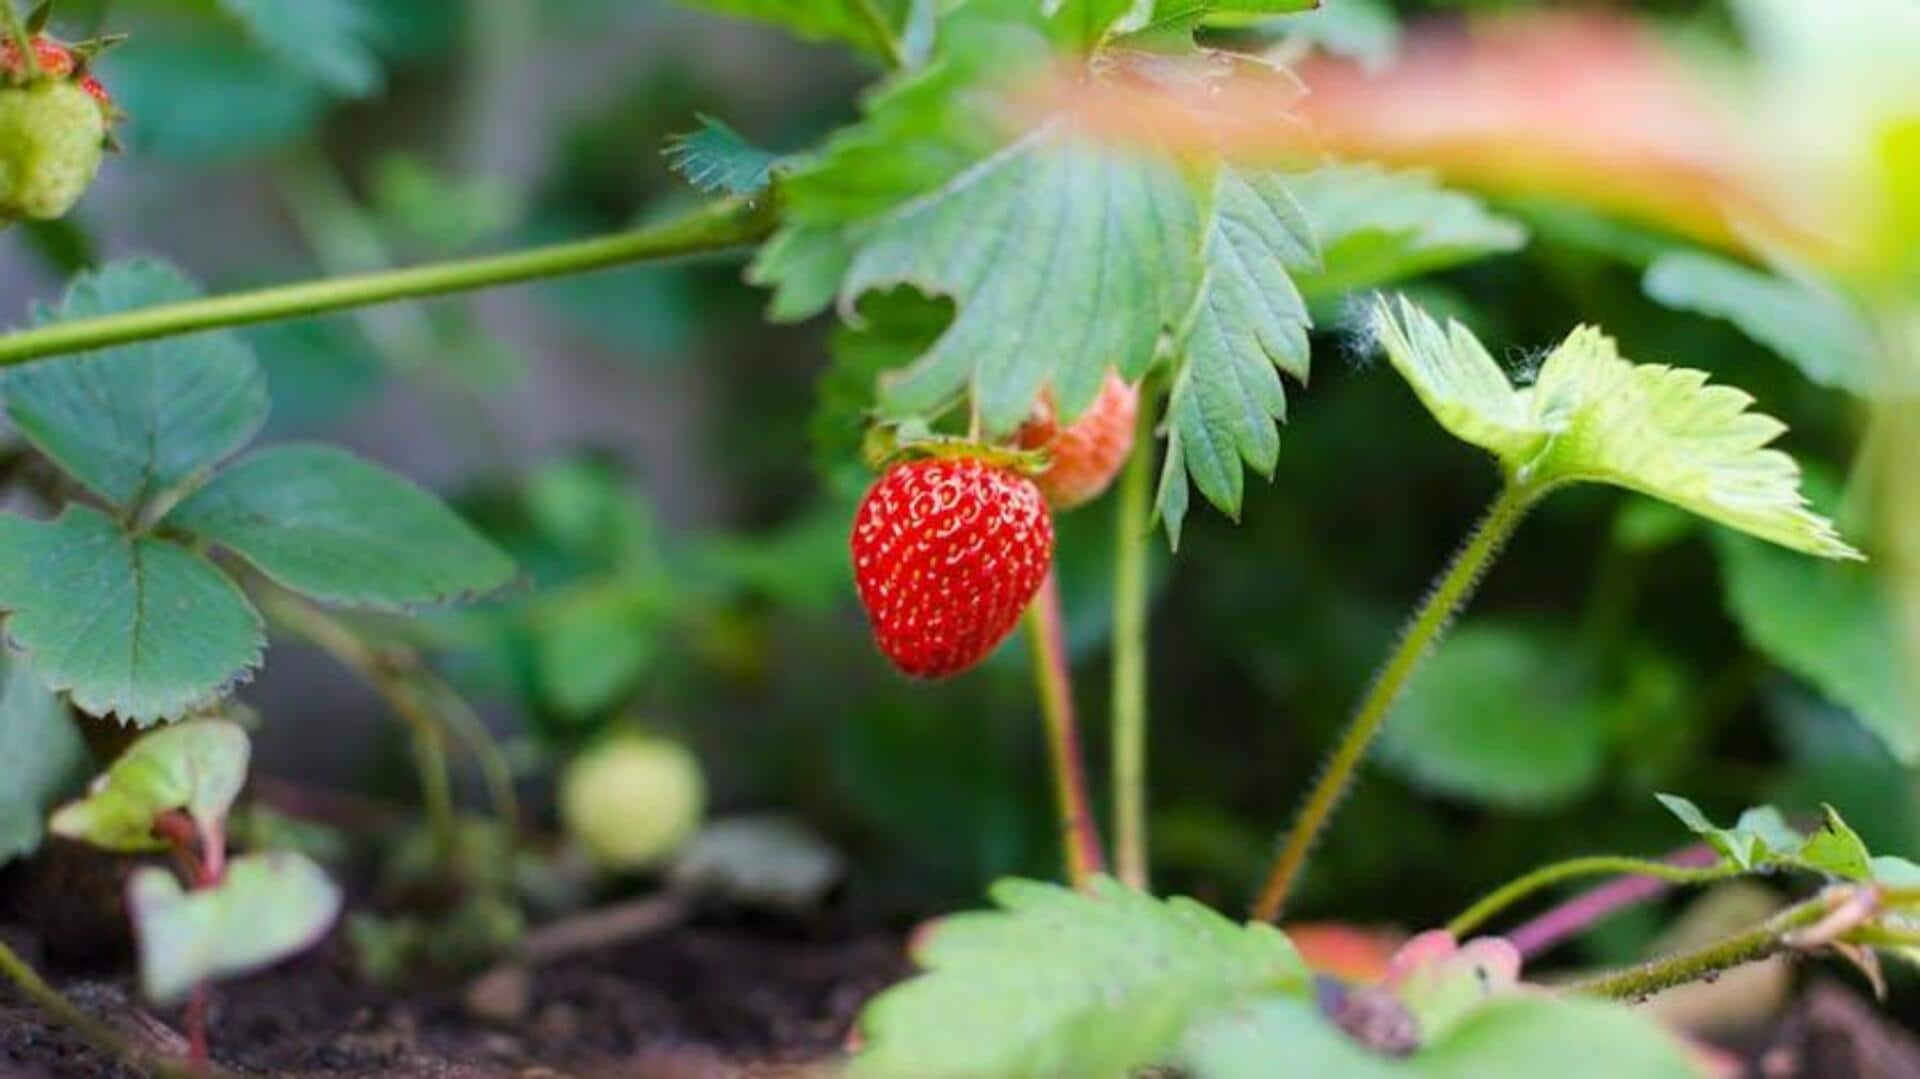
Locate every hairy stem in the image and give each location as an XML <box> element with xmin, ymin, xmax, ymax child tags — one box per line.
<box><xmin>1508</xmin><ymin>842</ymin><xmax>1722</xmax><ymax>959</ymax></box>
<box><xmin>0</xmin><ymin>938</ymin><xmax>186</xmax><ymax>1077</ymax></box>
<box><xmin>1448</xmin><ymin>855</ymin><xmax>1740</xmax><ymax>939</ymax></box>
<box><xmin>1253</xmin><ymin>481</ymin><xmax>1539</xmax><ymax>922</ymax></box>
<box><xmin>1110</xmin><ymin>390</ymin><xmax>1157</xmax><ymax>890</ymax></box>
<box><xmin>1569</xmin><ymin>895</ymin><xmax>1830</xmax><ymax>1001</ymax></box>
<box><xmin>0</xmin><ymin>196</ymin><xmax>774</xmax><ymax>367</ymax></box>
<box><xmin>1027</xmin><ymin>571</ymin><xmax>1107</xmax><ymax>888</ymax></box>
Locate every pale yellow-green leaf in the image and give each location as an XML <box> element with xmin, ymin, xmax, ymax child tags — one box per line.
<box><xmin>1372</xmin><ymin>297</ymin><xmax>1861</xmax><ymax>561</ymax></box>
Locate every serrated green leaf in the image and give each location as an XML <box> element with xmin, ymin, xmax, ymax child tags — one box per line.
<box><xmin>847</xmin><ymin>133</ymin><xmax>1197</xmax><ymax>432</ymax></box>
<box><xmin>5</xmin><ymin>260</ymin><xmax>266</xmax><ymax>514</ymax></box>
<box><xmin>216</xmin><ymin>0</ymin><xmax>381</xmax><ymax>97</ymax></box>
<box><xmin>665</xmin><ymin>116</ymin><xmax>785</xmax><ymax>196</ymax></box>
<box><xmin>1158</xmin><ymin>166</ymin><xmax>1318</xmax><ymax>543</ymax></box>
<box><xmin>1372</xmin><ymin>297</ymin><xmax>1861</xmax><ymax>560</ymax></box>
<box><xmin>1176</xmin><ymin>995</ymin><xmax>1701</xmax><ymax>1078</ymax></box>
<box><xmin>1290</xmin><ymin>165</ymin><xmax>1525</xmax><ymax>299</ymax></box>
<box><xmin>1657</xmin><ymin>794</ymin><xmax>1873</xmax><ymax>880</ymax></box>
<box><xmin>1379</xmin><ymin>624</ymin><xmax>1606</xmax><ymax>809</ymax></box>
<box><xmin>671</xmin><ymin>0</ymin><xmax>928</xmax><ymax>57</ymax></box>
<box><xmin>168</xmin><ymin>445</ymin><xmax>515</xmax><ymax>611</ymax></box>
<box><xmin>130</xmin><ymin>851</ymin><xmax>341</xmax><ymax>1005</ymax></box>
<box><xmin>1716</xmin><ymin>530</ymin><xmax>1916</xmax><ymax>761</ymax></box>
<box><xmin>0</xmin><ymin>649</ymin><xmax>88</xmax><ymax>864</ymax></box>
<box><xmin>850</xmin><ymin>876</ymin><xmax>1307</xmax><ymax>1078</ymax></box>
<box><xmin>0</xmin><ymin>507</ymin><xmax>263</xmax><ymax>725</ymax></box>
<box><xmin>1643</xmin><ymin>252</ymin><xmax>1880</xmax><ymax>397</ymax></box>
<box><xmin>49</xmin><ymin>719</ymin><xmax>250</xmax><ymax>853</ymax></box>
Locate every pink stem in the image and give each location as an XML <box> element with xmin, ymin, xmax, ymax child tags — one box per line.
<box><xmin>1509</xmin><ymin>842</ymin><xmax>1720</xmax><ymax>961</ymax></box>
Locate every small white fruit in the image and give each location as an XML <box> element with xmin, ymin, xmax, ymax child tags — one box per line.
<box><xmin>559</xmin><ymin>732</ymin><xmax>705</xmax><ymax>871</ymax></box>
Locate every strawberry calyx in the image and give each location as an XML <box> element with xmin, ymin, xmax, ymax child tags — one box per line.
<box><xmin>1</xmin><ymin>32</ymin><xmax>117</xmax><ymax>110</ymax></box>
<box><xmin>862</xmin><ymin>424</ymin><xmax>1052</xmax><ymax>476</ymax></box>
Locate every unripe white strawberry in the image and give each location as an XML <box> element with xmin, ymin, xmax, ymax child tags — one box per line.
<box><xmin>559</xmin><ymin>731</ymin><xmax>706</xmax><ymax>871</ymax></box>
<box><xmin>0</xmin><ymin>79</ymin><xmax>105</xmax><ymax>222</ymax></box>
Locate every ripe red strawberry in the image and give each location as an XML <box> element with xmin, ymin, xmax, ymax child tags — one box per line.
<box><xmin>1018</xmin><ymin>371</ymin><xmax>1139</xmax><ymax>510</ymax></box>
<box><xmin>851</xmin><ymin>456</ymin><xmax>1055</xmax><ymax>678</ymax></box>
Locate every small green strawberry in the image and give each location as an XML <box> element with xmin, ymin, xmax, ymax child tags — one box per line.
<box><xmin>0</xmin><ymin>33</ymin><xmax>116</xmax><ymax>223</ymax></box>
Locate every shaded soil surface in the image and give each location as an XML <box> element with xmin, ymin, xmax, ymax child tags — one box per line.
<box><xmin>1</xmin><ymin>915</ymin><xmax>907</xmax><ymax>1077</ymax></box>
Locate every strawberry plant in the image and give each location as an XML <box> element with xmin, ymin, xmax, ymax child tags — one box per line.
<box><xmin>0</xmin><ymin>0</ymin><xmax>1914</xmax><ymax>1075</ymax></box>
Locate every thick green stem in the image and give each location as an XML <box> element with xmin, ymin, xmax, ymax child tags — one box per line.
<box><xmin>1569</xmin><ymin>896</ymin><xmax>1829</xmax><ymax>1001</ymax></box>
<box><xmin>1027</xmin><ymin>571</ymin><xmax>1107</xmax><ymax>888</ymax></box>
<box><xmin>0</xmin><ymin>938</ymin><xmax>187</xmax><ymax>1077</ymax></box>
<box><xmin>1110</xmin><ymin>391</ymin><xmax>1157</xmax><ymax>890</ymax></box>
<box><xmin>0</xmin><ymin>196</ymin><xmax>774</xmax><ymax>367</ymax></box>
<box><xmin>1447</xmin><ymin>855</ymin><xmax>1742</xmax><ymax>938</ymax></box>
<box><xmin>1253</xmin><ymin>481</ymin><xmax>1539</xmax><ymax>922</ymax></box>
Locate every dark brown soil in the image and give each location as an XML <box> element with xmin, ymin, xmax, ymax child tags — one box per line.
<box><xmin>0</xmin><ymin>915</ymin><xmax>907</xmax><ymax>1078</ymax></box>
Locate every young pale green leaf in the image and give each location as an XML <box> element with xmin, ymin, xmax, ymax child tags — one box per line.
<box><xmin>0</xmin><ymin>649</ymin><xmax>88</xmax><ymax>864</ymax></box>
<box><xmin>1176</xmin><ymin>995</ymin><xmax>1701</xmax><ymax>1079</ymax></box>
<box><xmin>1643</xmin><ymin>252</ymin><xmax>1881</xmax><ymax>397</ymax></box>
<box><xmin>1289</xmin><ymin>165</ymin><xmax>1525</xmax><ymax>300</ymax></box>
<box><xmin>216</xmin><ymin>0</ymin><xmax>382</xmax><ymax>97</ymax></box>
<box><xmin>167</xmin><ymin>445</ymin><xmax>515</xmax><ymax>611</ymax></box>
<box><xmin>1378</xmin><ymin>624</ymin><xmax>1607</xmax><ymax>809</ymax></box>
<box><xmin>1156</xmin><ymin>165</ymin><xmax>1318</xmax><ymax>546</ymax></box>
<box><xmin>130</xmin><ymin>851</ymin><xmax>342</xmax><ymax>1006</ymax></box>
<box><xmin>664</xmin><ymin>116</ymin><xmax>785</xmax><ymax>197</ymax></box>
<box><xmin>850</xmin><ymin>876</ymin><xmax>1307</xmax><ymax>1078</ymax></box>
<box><xmin>1716</xmin><ymin>531</ymin><xmax>1917</xmax><ymax>762</ymax></box>
<box><xmin>5</xmin><ymin>260</ymin><xmax>267</xmax><ymax>514</ymax></box>
<box><xmin>1656</xmin><ymin>794</ymin><xmax>1874</xmax><ymax>880</ymax></box>
<box><xmin>50</xmin><ymin>719</ymin><xmax>251</xmax><ymax>853</ymax></box>
<box><xmin>0</xmin><ymin>507</ymin><xmax>264</xmax><ymax>726</ymax></box>
<box><xmin>1371</xmin><ymin>297</ymin><xmax>1860</xmax><ymax>561</ymax></box>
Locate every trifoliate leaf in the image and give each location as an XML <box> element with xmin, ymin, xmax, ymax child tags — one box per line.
<box><xmin>1371</xmin><ymin>297</ymin><xmax>1861</xmax><ymax>560</ymax></box>
<box><xmin>1716</xmin><ymin>530</ymin><xmax>1916</xmax><ymax>761</ymax></box>
<box><xmin>1156</xmin><ymin>166</ymin><xmax>1317</xmax><ymax>546</ymax></box>
<box><xmin>1176</xmin><ymin>995</ymin><xmax>1701</xmax><ymax>1078</ymax></box>
<box><xmin>216</xmin><ymin>0</ymin><xmax>382</xmax><ymax>97</ymax></box>
<box><xmin>50</xmin><ymin>719</ymin><xmax>251</xmax><ymax>853</ymax></box>
<box><xmin>665</xmin><ymin>116</ymin><xmax>785</xmax><ymax>196</ymax></box>
<box><xmin>1643</xmin><ymin>252</ymin><xmax>1880</xmax><ymax>397</ymax></box>
<box><xmin>130</xmin><ymin>852</ymin><xmax>342</xmax><ymax>1005</ymax></box>
<box><xmin>6</xmin><ymin>261</ymin><xmax>267</xmax><ymax>516</ymax></box>
<box><xmin>0</xmin><ymin>649</ymin><xmax>87</xmax><ymax>864</ymax></box>
<box><xmin>1290</xmin><ymin>165</ymin><xmax>1525</xmax><ymax>299</ymax></box>
<box><xmin>168</xmin><ymin>445</ymin><xmax>516</xmax><ymax>611</ymax></box>
<box><xmin>849</xmin><ymin>876</ymin><xmax>1307</xmax><ymax>1077</ymax></box>
<box><xmin>0</xmin><ymin>507</ymin><xmax>263</xmax><ymax>726</ymax></box>
<box><xmin>1656</xmin><ymin>794</ymin><xmax>1874</xmax><ymax>880</ymax></box>
<box><xmin>1378</xmin><ymin>624</ymin><xmax>1607</xmax><ymax>809</ymax></box>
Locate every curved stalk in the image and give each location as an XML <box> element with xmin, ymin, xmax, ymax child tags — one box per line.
<box><xmin>1027</xmin><ymin>571</ymin><xmax>1107</xmax><ymax>888</ymax></box>
<box><xmin>1448</xmin><ymin>855</ymin><xmax>1740</xmax><ymax>939</ymax></box>
<box><xmin>1110</xmin><ymin>391</ymin><xmax>1157</xmax><ymax>890</ymax></box>
<box><xmin>0</xmin><ymin>196</ymin><xmax>775</xmax><ymax>367</ymax></box>
<box><xmin>0</xmin><ymin>938</ymin><xmax>188</xmax><ymax>1077</ymax></box>
<box><xmin>1507</xmin><ymin>841</ymin><xmax>1722</xmax><ymax>959</ymax></box>
<box><xmin>1569</xmin><ymin>895</ymin><xmax>1830</xmax><ymax>1001</ymax></box>
<box><xmin>1253</xmin><ymin>481</ymin><xmax>1539</xmax><ymax>922</ymax></box>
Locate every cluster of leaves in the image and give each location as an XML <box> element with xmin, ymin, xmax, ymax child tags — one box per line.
<box><xmin>676</xmin><ymin>0</ymin><xmax>1522</xmax><ymax>544</ymax></box>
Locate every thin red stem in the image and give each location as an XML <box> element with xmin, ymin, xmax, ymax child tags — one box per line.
<box><xmin>151</xmin><ymin>809</ymin><xmax>227</xmax><ymax>1068</ymax></box>
<box><xmin>1027</xmin><ymin>571</ymin><xmax>1107</xmax><ymax>888</ymax></box>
